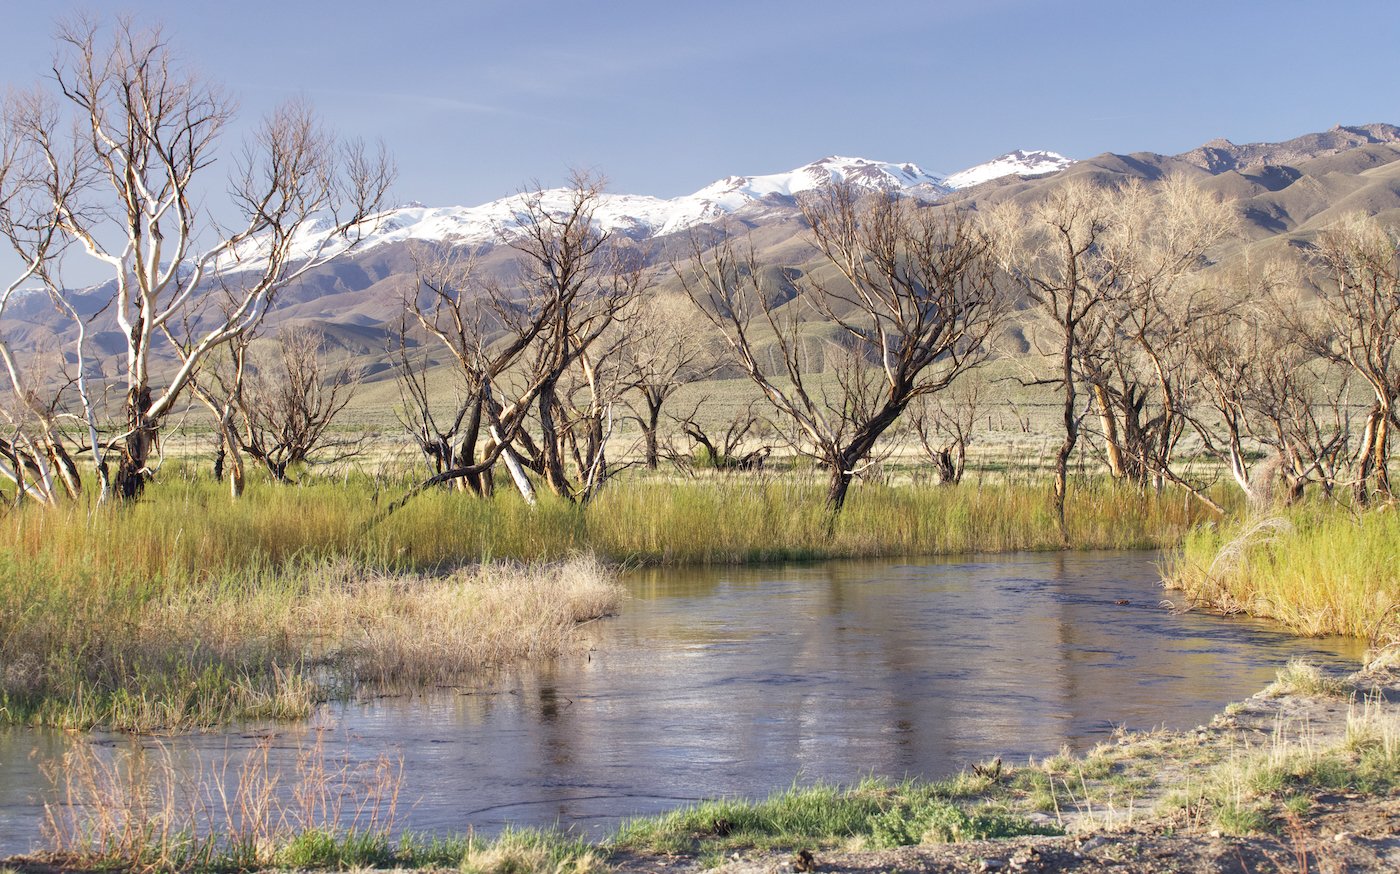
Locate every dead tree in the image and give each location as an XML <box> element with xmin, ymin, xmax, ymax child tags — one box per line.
<box><xmin>390</xmin><ymin>316</ymin><xmax>474</xmax><ymax>482</ymax></box>
<box><xmin>1076</xmin><ymin>178</ymin><xmax>1236</xmax><ymax>503</ymax></box>
<box><xmin>401</xmin><ymin>175</ymin><xmax>640</xmax><ymax>504</ymax></box>
<box><xmin>985</xmin><ymin>182</ymin><xmax>1112</xmax><ymax>540</ymax></box>
<box><xmin>987</xmin><ymin>177</ymin><xmax>1235</xmax><ymax>537</ymax></box>
<box><xmin>233</xmin><ymin>327</ymin><xmax>363</xmax><ymax>482</ymax></box>
<box><xmin>405</xmin><ymin>242</ymin><xmax>536</xmax><ymax>497</ymax></box>
<box><xmin>682</xmin><ymin>185</ymin><xmax>1006</xmax><ymax>511</ymax></box>
<box><xmin>0</xmin><ymin>89</ymin><xmax>93</xmax><ymax>505</ymax></box>
<box><xmin>504</xmin><ymin>175</ymin><xmax>646</xmax><ymax>503</ymax></box>
<box><xmin>620</xmin><ymin>292</ymin><xmax>718</xmax><ymax>469</ymax></box>
<box><xmin>1302</xmin><ymin>215</ymin><xmax>1400</xmax><ymax>504</ymax></box>
<box><xmin>45</xmin><ymin>17</ymin><xmax>392</xmax><ymax>499</ymax></box>
<box><xmin>670</xmin><ymin>397</ymin><xmax>771</xmax><ymax>471</ymax></box>
<box><xmin>1190</xmin><ymin>273</ymin><xmax>1351</xmax><ymax>507</ymax></box>
<box><xmin>910</xmin><ymin>380</ymin><xmax>985</xmax><ymax>485</ymax></box>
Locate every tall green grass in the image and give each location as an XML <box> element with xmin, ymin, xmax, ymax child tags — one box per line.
<box><xmin>0</xmin><ymin>470</ymin><xmax>1207</xmax><ymax>576</ymax></box>
<box><xmin>393</xmin><ymin>475</ymin><xmax>1208</xmax><ymax>565</ymax></box>
<box><xmin>1165</xmin><ymin>505</ymin><xmax>1400</xmax><ymax>643</ymax></box>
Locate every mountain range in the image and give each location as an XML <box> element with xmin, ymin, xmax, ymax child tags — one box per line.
<box><xmin>7</xmin><ymin>123</ymin><xmax>1400</xmax><ymax>375</ymax></box>
<box><xmin>269</xmin><ymin>149</ymin><xmax>1073</xmax><ymax>266</ymax></box>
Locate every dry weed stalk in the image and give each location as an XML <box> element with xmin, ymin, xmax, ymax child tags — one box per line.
<box><xmin>42</xmin><ymin>730</ymin><xmax>402</xmax><ymax>870</ymax></box>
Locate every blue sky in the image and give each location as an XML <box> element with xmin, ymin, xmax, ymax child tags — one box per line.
<box><xmin>1</xmin><ymin>0</ymin><xmax>1397</xmax><ymax>267</ymax></box>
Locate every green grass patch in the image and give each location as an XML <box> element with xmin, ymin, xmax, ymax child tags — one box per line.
<box><xmin>612</xmin><ymin>777</ymin><xmax>1060</xmax><ymax>854</ymax></box>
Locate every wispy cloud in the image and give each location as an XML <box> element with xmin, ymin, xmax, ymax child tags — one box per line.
<box><xmin>234</xmin><ymin>82</ymin><xmax>550</xmax><ymax>122</ymax></box>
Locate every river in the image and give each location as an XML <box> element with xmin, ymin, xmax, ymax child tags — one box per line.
<box><xmin>0</xmin><ymin>551</ymin><xmax>1365</xmax><ymax>854</ymax></box>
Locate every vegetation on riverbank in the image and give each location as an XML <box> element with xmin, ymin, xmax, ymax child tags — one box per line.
<box><xmin>1</xmin><ymin>469</ymin><xmax>1209</xmax><ymax>574</ymax></box>
<box><xmin>1165</xmin><ymin>505</ymin><xmax>1400</xmax><ymax>645</ymax></box>
<box><xmin>7</xmin><ymin>466</ymin><xmax>1398</xmax><ymax>732</ymax></box>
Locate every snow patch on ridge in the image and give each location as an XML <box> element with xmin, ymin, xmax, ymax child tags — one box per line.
<box><xmin>943</xmin><ymin>150</ymin><xmax>1074</xmax><ymax>189</ymax></box>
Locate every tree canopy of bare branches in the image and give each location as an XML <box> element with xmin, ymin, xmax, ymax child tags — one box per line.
<box><xmin>682</xmin><ymin>184</ymin><xmax>1006</xmax><ymax>509</ymax></box>
<box><xmin>620</xmin><ymin>292</ymin><xmax>719</xmax><ymax>469</ymax></box>
<box><xmin>988</xmin><ymin>176</ymin><xmax>1236</xmax><ymax>536</ymax></box>
<box><xmin>1303</xmin><ymin>215</ymin><xmax>1400</xmax><ymax>503</ymax></box>
<box><xmin>401</xmin><ymin>173</ymin><xmax>643</xmax><ymax>505</ymax></box>
<box><xmin>0</xmin><ymin>90</ymin><xmax>88</xmax><ymax>505</ymax></box>
<box><xmin>35</xmin><ymin>16</ymin><xmax>393</xmax><ymax>499</ymax></box>
<box><xmin>231</xmin><ymin>327</ymin><xmax>363</xmax><ymax>483</ymax></box>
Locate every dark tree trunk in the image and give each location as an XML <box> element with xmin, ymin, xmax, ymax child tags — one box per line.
<box><xmin>537</xmin><ymin>383</ymin><xmax>574</xmax><ymax>500</ymax></box>
<box><xmin>643</xmin><ymin>398</ymin><xmax>663</xmax><ymax>470</ymax></box>
<box><xmin>1053</xmin><ymin>341</ymin><xmax>1078</xmax><ymax>545</ymax></box>
<box><xmin>933</xmin><ymin>448</ymin><xmax>958</xmax><ymax>485</ymax></box>
<box><xmin>116</xmin><ymin>386</ymin><xmax>156</xmax><ymax>500</ymax></box>
<box><xmin>827</xmin><ymin>467</ymin><xmax>854</xmax><ymax>511</ymax></box>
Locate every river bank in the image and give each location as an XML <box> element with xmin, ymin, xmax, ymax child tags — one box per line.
<box><xmin>0</xmin><ymin>477</ymin><xmax>1208</xmax><ymax>731</ymax></box>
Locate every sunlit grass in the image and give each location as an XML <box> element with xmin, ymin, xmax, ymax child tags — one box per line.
<box><xmin>0</xmin><ymin>552</ymin><xmax>620</xmax><ymax>730</ymax></box>
<box><xmin>612</xmin><ymin>776</ymin><xmax>1059</xmax><ymax>854</ymax></box>
<box><xmin>1165</xmin><ymin>504</ymin><xmax>1400</xmax><ymax>644</ymax></box>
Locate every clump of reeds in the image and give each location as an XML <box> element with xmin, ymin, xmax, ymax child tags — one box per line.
<box><xmin>40</xmin><ymin>733</ymin><xmax>612</xmax><ymax>873</ymax></box>
<box><xmin>1165</xmin><ymin>505</ymin><xmax>1400</xmax><ymax>643</ymax></box>
<box><xmin>1263</xmin><ymin>659</ymin><xmax>1351</xmax><ymax>698</ymax></box>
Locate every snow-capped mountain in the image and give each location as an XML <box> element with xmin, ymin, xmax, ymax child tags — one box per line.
<box><xmin>942</xmin><ymin>150</ymin><xmax>1073</xmax><ymax>189</ymax></box>
<box><xmin>233</xmin><ymin>150</ymin><xmax>1072</xmax><ymax>271</ymax></box>
<box><xmin>690</xmin><ymin>156</ymin><xmax>950</xmax><ymax>207</ymax></box>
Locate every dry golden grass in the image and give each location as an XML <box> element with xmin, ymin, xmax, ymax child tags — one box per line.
<box><xmin>1</xmin><ymin>555</ymin><xmax>621</xmax><ymax>730</ymax></box>
<box><xmin>292</xmin><ymin>555</ymin><xmax>620</xmax><ymax>685</ymax></box>
<box><xmin>42</xmin><ymin>731</ymin><xmax>404</xmax><ymax>871</ymax></box>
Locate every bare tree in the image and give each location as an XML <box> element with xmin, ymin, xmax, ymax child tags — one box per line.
<box><xmin>0</xmin><ymin>89</ymin><xmax>94</xmax><ymax>505</ymax></box>
<box><xmin>403</xmin><ymin>243</ymin><xmax>518</xmax><ymax>496</ymax></box>
<box><xmin>1075</xmin><ymin>178</ymin><xmax>1236</xmax><ymax>506</ymax></box>
<box><xmin>390</xmin><ymin>315</ymin><xmax>473</xmax><ymax>481</ymax></box>
<box><xmin>683</xmin><ymin>185</ymin><xmax>1006</xmax><ymax>510</ymax></box>
<box><xmin>620</xmin><ymin>292</ymin><xmax>718</xmax><ymax>469</ymax></box>
<box><xmin>44</xmin><ymin>17</ymin><xmax>392</xmax><ymax>499</ymax></box>
<box><xmin>1189</xmin><ymin>270</ymin><xmax>1352</xmax><ymax>507</ymax></box>
<box><xmin>985</xmin><ymin>181</ymin><xmax>1112</xmax><ymax>539</ymax></box>
<box><xmin>671</xmin><ymin>397</ymin><xmax>771</xmax><ymax>471</ymax></box>
<box><xmin>401</xmin><ymin>174</ymin><xmax>641</xmax><ymax>505</ymax></box>
<box><xmin>1300</xmin><ymin>215</ymin><xmax>1400</xmax><ymax>503</ymax></box>
<box><xmin>502</xmin><ymin>175</ymin><xmax>646</xmax><ymax>502</ymax></box>
<box><xmin>230</xmin><ymin>327</ymin><xmax>363</xmax><ymax>482</ymax></box>
<box><xmin>988</xmin><ymin>176</ymin><xmax>1235</xmax><ymax>536</ymax></box>
<box><xmin>910</xmin><ymin>380</ymin><xmax>986</xmax><ymax>485</ymax></box>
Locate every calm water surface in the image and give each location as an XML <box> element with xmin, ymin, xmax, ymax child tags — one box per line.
<box><xmin>0</xmin><ymin>551</ymin><xmax>1365</xmax><ymax>853</ymax></box>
